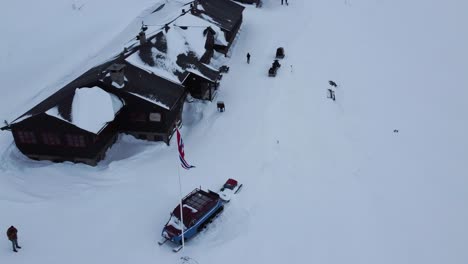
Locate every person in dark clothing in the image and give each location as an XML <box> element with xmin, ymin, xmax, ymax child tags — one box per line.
<box><xmin>327</xmin><ymin>89</ymin><xmax>336</xmax><ymax>101</ymax></box>
<box><xmin>273</xmin><ymin>59</ymin><xmax>281</xmax><ymax>68</ymax></box>
<box><xmin>247</xmin><ymin>53</ymin><xmax>251</xmax><ymax>64</ymax></box>
<box><xmin>7</xmin><ymin>226</ymin><xmax>21</xmax><ymax>252</ymax></box>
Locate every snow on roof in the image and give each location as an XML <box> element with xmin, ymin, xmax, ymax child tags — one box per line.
<box><xmin>112</xmin><ymin>81</ymin><xmax>125</xmax><ymax>89</ymax></box>
<box><xmin>45</xmin><ymin>106</ymin><xmax>68</xmax><ymax>123</ymax></box>
<box><xmin>174</xmin><ymin>13</ymin><xmax>228</xmax><ymax>48</ymax></box>
<box><xmin>128</xmin><ymin>92</ymin><xmax>170</xmax><ymax>110</ymax></box>
<box><xmin>126</xmin><ymin>47</ymin><xmax>182</xmax><ymax>84</ymax></box>
<box><xmin>167</xmin><ymin>214</ymin><xmax>186</xmax><ymax>231</ymax></box>
<box><xmin>145</xmin><ymin>0</ymin><xmax>192</xmax><ymax>26</ymax></box>
<box><xmin>123</xmin><ymin>0</ymin><xmax>191</xmax><ymax>49</ymax></box>
<box><xmin>186</xmin><ymin>68</ymin><xmax>214</xmax><ymax>82</ymax></box>
<box><xmin>165</xmin><ymin>26</ymin><xmax>194</xmax><ymax>61</ymax></box>
<box><xmin>119</xmin><ymin>2</ymin><xmax>228</xmax><ymax>88</ymax></box>
<box><xmin>183</xmin><ymin>204</ymin><xmax>198</xmax><ymax>213</ymax></box>
<box><xmin>46</xmin><ymin>87</ymin><xmax>124</xmax><ymax>134</ymax></box>
<box><xmin>10</xmin><ymin>114</ymin><xmax>33</xmax><ymax>124</ymax></box>
<box><xmin>199</xmin><ymin>13</ymin><xmax>222</xmax><ymax>30</ymax></box>
<box><xmin>126</xmin><ymin>16</ymin><xmax>224</xmax><ymax>85</ymax></box>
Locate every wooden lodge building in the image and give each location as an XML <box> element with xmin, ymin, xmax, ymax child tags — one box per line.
<box><xmin>1</xmin><ymin>59</ymin><xmax>186</xmax><ymax>166</ymax></box>
<box><xmin>0</xmin><ymin>0</ymin><xmax>245</xmax><ymax>166</ymax></box>
<box><xmin>189</xmin><ymin>0</ymin><xmax>245</xmax><ymax>55</ymax></box>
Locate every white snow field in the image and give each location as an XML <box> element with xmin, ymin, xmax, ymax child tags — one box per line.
<box><xmin>1</xmin><ymin>0</ymin><xmax>468</xmax><ymax>263</ymax></box>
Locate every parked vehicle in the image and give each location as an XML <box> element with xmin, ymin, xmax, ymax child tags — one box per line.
<box><xmin>276</xmin><ymin>47</ymin><xmax>285</xmax><ymax>59</ymax></box>
<box><xmin>159</xmin><ymin>188</ymin><xmax>224</xmax><ymax>251</ymax></box>
<box><xmin>219</xmin><ymin>178</ymin><xmax>243</xmax><ymax>202</ymax></box>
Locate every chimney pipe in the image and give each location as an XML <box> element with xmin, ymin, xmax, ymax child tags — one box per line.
<box><xmin>138</xmin><ymin>31</ymin><xmax>147</xmax><ymax>46</ymax></box>
<box><xmin>191</xmin><ymin>0</ymin><xmax>199</xmax><ymax>14</ymax></box>
<box><xmin>107</xmin><ymin>64</ymin><xmax>126</xmax><ymax>87</ymax></box>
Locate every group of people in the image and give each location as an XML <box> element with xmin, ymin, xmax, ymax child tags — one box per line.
<box><xmin>6</xmin><ymin>226</ymin><xmax>21</xmax><ymax>252</ymax></box>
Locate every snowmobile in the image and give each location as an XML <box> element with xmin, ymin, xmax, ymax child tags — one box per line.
<box><xmin>218</xmin><ymin>178</ymin><xmax>243</xmax><ymax>202</ymax></box>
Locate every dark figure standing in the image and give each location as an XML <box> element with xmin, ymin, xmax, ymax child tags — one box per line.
<box><xmin>327</xmin><ymin>89</ymin><xmax>336</xmax><ymax>101</ymax></box>
<box><xmin>247</xmin><ymin>53</ymin><xmax>251</xmax><ymax>64</ymax></box>
<box><xmin>273</xmin><ymin>59</ymin><xmax>281</xmax><ymax>68</ymax></box>
<box><xmin>7</xmin><ymin>226</ymin><xmax>21</xmax><ymax>252</ymax></box>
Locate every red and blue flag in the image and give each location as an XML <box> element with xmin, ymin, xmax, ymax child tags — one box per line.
<box><xmin>176</xmin><ymin>128</ymin><xmax>195</xmax><ymax>170</ymax></box>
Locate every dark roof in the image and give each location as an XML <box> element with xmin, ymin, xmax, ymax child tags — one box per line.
<box><xmin>131</xmin><ymin>30</ymin><xmax>220</xmax><ymax>84</ymax></box>
<box><xmin>10</xmin><ymin>60</ymin><xmax>115</xmax><ymax>125</ymax></box>
<box><xmin>195</xmin><ymin>0</ymin><xmax>245</xmax><ymax>31</ymax></box>
<box><xmin>177</xmin><ymin>52</ymin><xmax>220</xmax><ymax>83</ymax></box>
<box><xmin>232</xmin><ymin>0</ymin><xmax>259</xmax><ymax>4</ymax></box>
<box><xmin>172</xmin><ymin>188</ymin><xmax>220</xmax><ymax>227</ymax></box>
<box><xmin>102</xmin><ymin>60</ymin><xmax>186</xmax><ymax>110</ymax></box>
<box><xmin>9</xmin><ymin>55</ymin><xmax>186</xmax><ymax>126</ymax></box>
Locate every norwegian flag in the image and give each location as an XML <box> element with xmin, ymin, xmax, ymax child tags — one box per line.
<box><xmin>176</xmin><ymin>128</ymin><xmax>195</xmax><ymax>170</ymax></box>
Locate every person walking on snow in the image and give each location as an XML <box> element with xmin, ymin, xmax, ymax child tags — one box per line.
<box><xmin>327</xmin><ymin>89</ymin><xmax>336</xmax><ymax>101</ymax></box>
<box><xmin>7</xmin><ymin>226</ymin><xmax>21</xmax><ymax>252</ymax></box>
<box><xmin>247</xmin><ymin>52</ymin><xmax>251</xmax><ymax>64</ymax></box>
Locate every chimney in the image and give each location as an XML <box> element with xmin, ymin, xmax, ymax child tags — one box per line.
<box><xmin>137</xmin><ymin>30</ymin><xmax>147</xmax><ymax>46</ymax></box>
<box><xmin>191</xmin><ymin>0</ymin><xmax>199</xmax><ymax>14</ymax></box>
<box><xmin>107</xmin><ymin>64</ymin><xmax>126</xmax><ymax>87</ymax></box>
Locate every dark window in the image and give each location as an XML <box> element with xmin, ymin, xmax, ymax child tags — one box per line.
<box><xmin>65</xmin><ymin>134</ymin><xmax>86</xmax><ymax>147</ymax></box>
<box><xmin>17</xmin><ymin>131</ymin><xmax>37</xmax><ymax>144</ymax></box>
<box><xmin>42</xmin><ymin>133</ymin><xmax>61</xmax><ymax>146</ymax></box>
<box><xmin>130</xmin><ymin>112</ymin><xmax>146</xmax><ymax>122</ymax></box>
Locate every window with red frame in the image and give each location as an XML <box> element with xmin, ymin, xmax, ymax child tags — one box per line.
<box><xmin>65</xmin><ymin>134</ymin><xmax>86</xmax><ymax>147</ymax></box>
<box><xmin>42</xmin><ymin>133</ymin><xmax>61</xmax><ymax>146</ymax></box>
<box><xmin>17</xmin><ymin>131</ymin><xmax>37</xmax><ymax>144</ymax></box>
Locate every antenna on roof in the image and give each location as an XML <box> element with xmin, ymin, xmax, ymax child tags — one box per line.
<box><xmin>141</xmin><ymin>21</ymin><xmax>148</xmax><ymax>32</ymax></box>
<box><xmin>4</xmin><ymin>120</ymin><xmax>9</xmax><ymax>127</ymax></box>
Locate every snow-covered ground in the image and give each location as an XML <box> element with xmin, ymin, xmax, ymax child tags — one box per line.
<box><xmin>1</xmin><ymin>0</ymin><xmax>468</xmax><ymax>263</ymax></box>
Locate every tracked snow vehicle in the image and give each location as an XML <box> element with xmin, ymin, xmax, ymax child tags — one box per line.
<box><xmin>159</xmin><ymin>188</ymin><xmax>224</xmax><ymax>251</ymax></box>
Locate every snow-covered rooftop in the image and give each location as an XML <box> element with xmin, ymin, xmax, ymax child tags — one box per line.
<box><xmin>46</xmin><ymin>87</ymin><xmax>124</xmax><ymax>134</ymax></box>
<box><xmin>174</xmin><ymin>13</ymin><xmax>228</xmax><ymax>47</ymax></box>
<box><xmin>125</xmin><ymin>21</ymin><xmax>222</xmax><ymax>85</ymax></box>
<box><xmin>126</xmin><ymin>47</ymin><xmax>182</xmax><ymax>84</ymax></box>
<box><xmin>121</xmin><ymin>3</ymin><xmax>229</xmax><ymax>85</ymax></box>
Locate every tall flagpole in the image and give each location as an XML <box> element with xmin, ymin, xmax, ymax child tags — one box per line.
<box><xmin>177</xmin><ymin>163</ymin><xmax>185</xmax><ymax>251</ymax></box>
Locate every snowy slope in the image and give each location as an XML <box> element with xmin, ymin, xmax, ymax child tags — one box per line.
<box><xmin>1</xmin><ymin>0</ymin><xmax>468</xmax><ymax>264</ymax></box>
